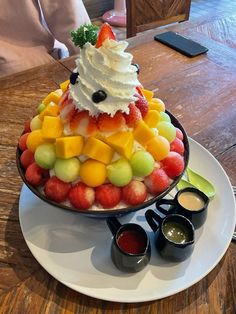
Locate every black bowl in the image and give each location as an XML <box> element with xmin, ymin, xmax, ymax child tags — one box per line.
<box><xmin>16</xmin><ymin>111</ymin><xmax>189</xmax><ymax>218</ymax></box>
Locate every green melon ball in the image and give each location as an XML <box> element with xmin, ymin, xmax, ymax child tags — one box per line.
<box><xmin>30</xmin><ymin>115</ymin><xmax>42</xmax><ymax>131</ymax></box>
<box><xmin>130</xmin><ymin>151</ymin><xmax>155</xmax><ymax>177</ymax></box>
<box><xmin>107</xmin><ymin>158</ymin><xmax>132</xmax><ymax>187</ymax></box>
<box><xmin>35</xmin><ymin>143</ymin><xmax>56</xmax><ymax>169</ymax></box>
<box><xmin>54</xmin><ymin>157</ymin><xmax>80</xmax><ymax>183</ymax></box>
<box><xmin>157</xmin><ymin>121</ymin><xmax>176</xmax><ymax>143</ymax></box>
<box><xmin>160</xmin><ymin>111</ymin><xmax>171</xmax><ymax>123</ymax></box>
<box><xmin>37</xmin><ymin>103</ymin><xmax>46</xmax><ymax>113</ymax></box>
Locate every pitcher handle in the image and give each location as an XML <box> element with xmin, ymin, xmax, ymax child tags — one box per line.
<box><xmin>106</xmin><ymin>217</ymin><xmax>122</xmax><ymax>236</ymax></box>
<box><xmin>145</xmin><ymin>209</ymin><xmax>163</xmax><ymax>232</ymax></box>
<box><xmin>155</xmin><ymin>199</ymin><xmax>174</xmax><ymax>215</ymax></box>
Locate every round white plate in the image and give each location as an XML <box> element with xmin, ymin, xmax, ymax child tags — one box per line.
<box><xmin>19</xmin><ymin>138</ymin><xmax>236</xmax><ymax>303</ymax></box>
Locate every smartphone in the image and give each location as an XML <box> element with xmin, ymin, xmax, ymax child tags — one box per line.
<box><xmin>154</xmin><ymin>31</ymin><xmax>208</xmax><ymax>57</ymax></box>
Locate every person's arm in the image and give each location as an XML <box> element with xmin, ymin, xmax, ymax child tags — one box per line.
<box><xmin>39</xmin><ymin>0</ymin><xmax>91</xmax><ymax>55</ymax></box>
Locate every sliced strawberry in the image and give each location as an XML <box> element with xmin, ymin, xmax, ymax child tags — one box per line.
<box><xmin>98</xmin><ymin>112</ymin><xmax>125</xmax><ymax>132</ymax></box>
<box><xmin>123</xmin><ymin>104</ymin><xmax>142</xmax><ymax>128</ymax></box>
<box><xmin>58</xmin><ymin>89</ymin><xmax>77</xmax><ymax>124</ymax></box>
<box><xmin>68</xmin><ymin>182</ymin><xmax>95</xmax><ymax>210</ymax></box>
<box><xmin>95</xmin><ymin>23</ymin><xmax>116</xmax><ymax>48</ymax></box>
<box><xmin>44</xmin><ymin>176</ymin><xmax>71</xmax><ymax>203</ymax></box>
<box><xmin>70</xmin><ymin>110</ymin><xmax>98</xmax><ymax>136</ymax></box>
<box><xmin>135</xmin><ymin>96</ymin><xmax>148</xmax><ymax>118</ymax></box>
<box><xmin>95</xmin><ymin>184</ymin><xmax>121</xmax><ymax>208</ymax></box>
<box><xmin>58</xmin><ymin>89</ymin><xmax>70</xmax><ymax>108</ymax></box>
<box><xmin>136</xmin><ymin>86</ymin><xmax>144</xmax><ymax>97</ymax></box>
<box><xmin>144</xmin><ymin>169</ymin><xmax>170</xmax><ymax>195</ymax></box>
<box><xmin>60</xmin><ymin>102</ymin><xmax>77</xmax><ymax>124</ymax></box>
<box><xmin>122</xmin><ymin>180</ymin><xmax>147</xmax><ymax>206</ymax></box>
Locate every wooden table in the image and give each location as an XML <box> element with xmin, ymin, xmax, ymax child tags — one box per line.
<box><xmin>0</xmin><ymin>14</ymin><xmax>235</xmax><ymax>313</ymax></box>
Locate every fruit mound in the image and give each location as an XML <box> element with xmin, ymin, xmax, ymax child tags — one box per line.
<box><xmin>18</xmin><ymin>84</ymin><xmax>186</xmax><ymax>211</ymax></box>
<box><xmin>17</xmin><ymin>23</ymin><xmax>187</xmax><ymax>212</ymax></box>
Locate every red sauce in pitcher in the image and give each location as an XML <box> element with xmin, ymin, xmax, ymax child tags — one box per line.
<box><xmin>117</xmin><ymin>230</ymin><xmax>147</xmax><ymax>254</ymax></box>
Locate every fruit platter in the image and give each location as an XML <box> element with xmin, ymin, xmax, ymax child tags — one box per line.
<box><xmin>16</xmin><ymin>23</ymin><xmax>189</xmax><ymax>217</ymax></box>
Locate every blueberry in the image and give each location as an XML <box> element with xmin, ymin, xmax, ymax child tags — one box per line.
<box><xmin>132</xmin><ymin>63</ymin><xmax>140</xmax><ymax>74</ymax></box>
<box><xmin>92</xmin><ymin>90</ymin><xmax>107</xmax><ymax>103</ymax></box>
<box><xmin>70</xmin><ymin>72</ymin><xmax>79</xmax><ymax>85</ymax></box>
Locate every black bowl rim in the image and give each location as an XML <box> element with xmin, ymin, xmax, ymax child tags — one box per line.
<box><xmin>16</xmin><ymin>110</ymin><xmax>189</xmax><ymax>217</ymax></box>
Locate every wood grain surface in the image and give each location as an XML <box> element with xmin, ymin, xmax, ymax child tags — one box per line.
<box><xmin>0</xmin><ymin>14</ymin><xmax>236</xmax><ymax>314</ymax></box>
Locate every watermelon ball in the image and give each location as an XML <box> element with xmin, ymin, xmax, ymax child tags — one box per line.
<box><xmin>44</xmin><ymin>176</ymin><xmax>71</xmax><ymax>203</ymax></box>
<box><xmin>20</xmin><ymin>149</ymin><xmax>35</xmax><ymax>169</ymax></box>
<box><xmin>161</xmin><ymin>152</ymin><xmax>185</xmax><ymax>179</ymax></box>
<box><xmin>25</xmin><ymin>162</ymin><xmax>49</xmax><ymax>186</ymax></box>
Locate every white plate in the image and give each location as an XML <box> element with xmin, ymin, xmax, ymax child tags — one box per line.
<box><xmin>19</xmin><ymin>138</ymin><xmax>236</xmax><ymax>303</ymax></box>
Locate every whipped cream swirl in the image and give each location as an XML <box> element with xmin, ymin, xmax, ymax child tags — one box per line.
<box><xmin>69</xmin><ymin>39</ymin><xmax>141</xmax><ymax>116</ymax></box>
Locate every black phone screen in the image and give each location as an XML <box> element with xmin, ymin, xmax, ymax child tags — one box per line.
<box><xmin>154</xmin><ymin>31</ymin><xmax>208</xmax><ymax>57</ymax></box>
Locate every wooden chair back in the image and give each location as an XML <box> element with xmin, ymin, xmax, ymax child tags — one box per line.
<box><xmin>126</xmin><ymin>0</ymin><xmax>191</xmax><ymax>38</ymax></box>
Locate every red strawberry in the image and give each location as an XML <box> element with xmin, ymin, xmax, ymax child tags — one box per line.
<box><xmin>20</xmin><ymin>149</ymin><xmax>35</xmax><ymax>169</ymax></box>
<box><xmin>95</xmin><ymin>23</ymin><xmax>116</xmax><ymax>48</ymax></box>
<box><xmin>170</xmin><ymin>137</ymin><xmax>185</xmax><ymax>155</ymax></box>
<box><xmin>135</xmin><ymin>96</ymin><xmax>148</xmax><ymax>118</ymax></box>
<box><xmin>70</xmin><ymin>110</ymin><xmax>98</xmax><ymax>136</ymax></box>
<box><xmin>98</xmin><ymin>112</ymin><xmax>125</xmax><ymax>132</ymax></box>
<box><xmin>161</xmin><ymin>152</ymin><xmax>185</xmax><ymax>179</ymax></box>
<box><xmin>136</xmin><ymin>86</ymin><xmax>144</xmax><ymax>97</ymax></box>
<box><xmin>68</xmin><ymin>182</ymin><xmax>95</xmax><ymax>210</ymax></box>
<box><xmin>24</xmin><ymin>119</ymin><xmax>31</xmax><ymax>133</ymax></box>
<box><xmin>58</xmin><ymin>89</ymin><xmax>69</xmax><ymax>107</ymax></box>
<box><xmin>175</xmin><ymin>128</ymin><xmax>184</xmax><ymax>141</ymax></box>
<box><xmin>25</xmin><ymin>162</ymin><xmax>49</xmax><ymax>186</ymax></box>
<box><xmin>122</xmin><ymin>180</ymin><xmax>147</xmax><ymax>206</ymax></box>
<box><xmin>95</xmin><ymin>184</ymin><xmax>121</xmax><ymax>208</ymax></box>
<box><xmin>18</xmin><ymin>132</ymin><xmax>30</xmax><ymax>151</ymax></box>
<box><xmin>144</xmin><ymin>169</ymin><xmax>170</xmax><ymax>195</ymax></box>
<box><xmin>123</xmin><ymin>104</ymin><xmax>142</xmax><ymax>127</ymax></box>
<box><xmin>44</xmin><ymin>176</ymin><xmax>71</xmax><ymax>203</ymax></box>
<box><xmin>59</xmin><ymin>89</ymin><xmax>77</xmax><ymax>124</ymax></box>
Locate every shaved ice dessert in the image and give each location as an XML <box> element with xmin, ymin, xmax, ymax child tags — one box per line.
<box><xmin>17</xmin><ymin>23</ymin><xmax>187</xmax><ymax>212</ymax></box>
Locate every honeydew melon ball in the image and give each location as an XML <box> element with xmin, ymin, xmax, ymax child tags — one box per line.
<box><xmin>37</xmin><ymin>103</ymin><xmax>46</xmax><ymax>114</ymax></box>
<box><xmin>35</xmin><ymin>143</ymin><xmax>56</xmax><ymax>169</ymax></box>
<box><xmin>130</xmin><ymin>151</ymin><xmax>155</xmax><ymax>177</ymax></box>
<box><xmin>30</xmin><ymin>115</ymin><xmax>42</xmax><ymax>131</ymax></box>
<box><xmin>107</xmin><ymin>158</ymin><xmax>132</xmax><ymax>187</ymax></box>
<box><xmin>54</xmin><ymin>157</ymin><xmax>80</xmax><ymax>182</ymax></box>
<box><xmin>157</xmin><ymin>121</ymin><xmax>176</xmax><ymax>143</ymax></box>
<box><xmin>159</xmin><ymin>111</ymin><xmax>171</xmax><ymax>123</ymax></box>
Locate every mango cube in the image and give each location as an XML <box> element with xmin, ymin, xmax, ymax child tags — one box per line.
<box><xmin>133</xmin><ymin>121</ymin><xmax>155</xmax><ymax>147</ymax></box>
<box><xmin>140</xmin><ymin>88</ymin><xmax>154</xmax><ymax>101</ymax></box>
<box><xmin>26</xmin><ymin>129</ymin><xmax>45</xmax><ymax>152</ymax></box>
<box><xmin>56</xmin><ymin>136</ymin><xmax>84</xmax><ymax>159</ymax></box>
<box><xmin>144</xmin><ymin>110</ymin><xmax>161</xmax><ymax>128</ymax></box>
<box><xmin>43</xmin><ymin>91</ymin><xmax>61</xmax><ymax>105</ymax></box>
<box><xmin>39</xmin><ymin>103</ymin><xmax>59</xmax><ymax>120</ymax></box>
<box><xmin>60</xmin><ymin>80</ymin><xmax>70</xmax><ymax>92</ymax></box>
<box><xmin>148</xmin><ymin>98</ymin><xmax>165</xmax><ymax>112</ymax></box>
<box><xmin>106</xmin><ymin>131</ymin><xmax>134</xmax><ymax>159</ymax></box>
<box><xmin>82</xmin><ymin>137</ymin><xmax>114</xmax><ymax>164</ymax></box>
<box><xmin>42</xmin><ymin>116</ymin><xmax>63</xmax><ymax>139</ymax></box>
